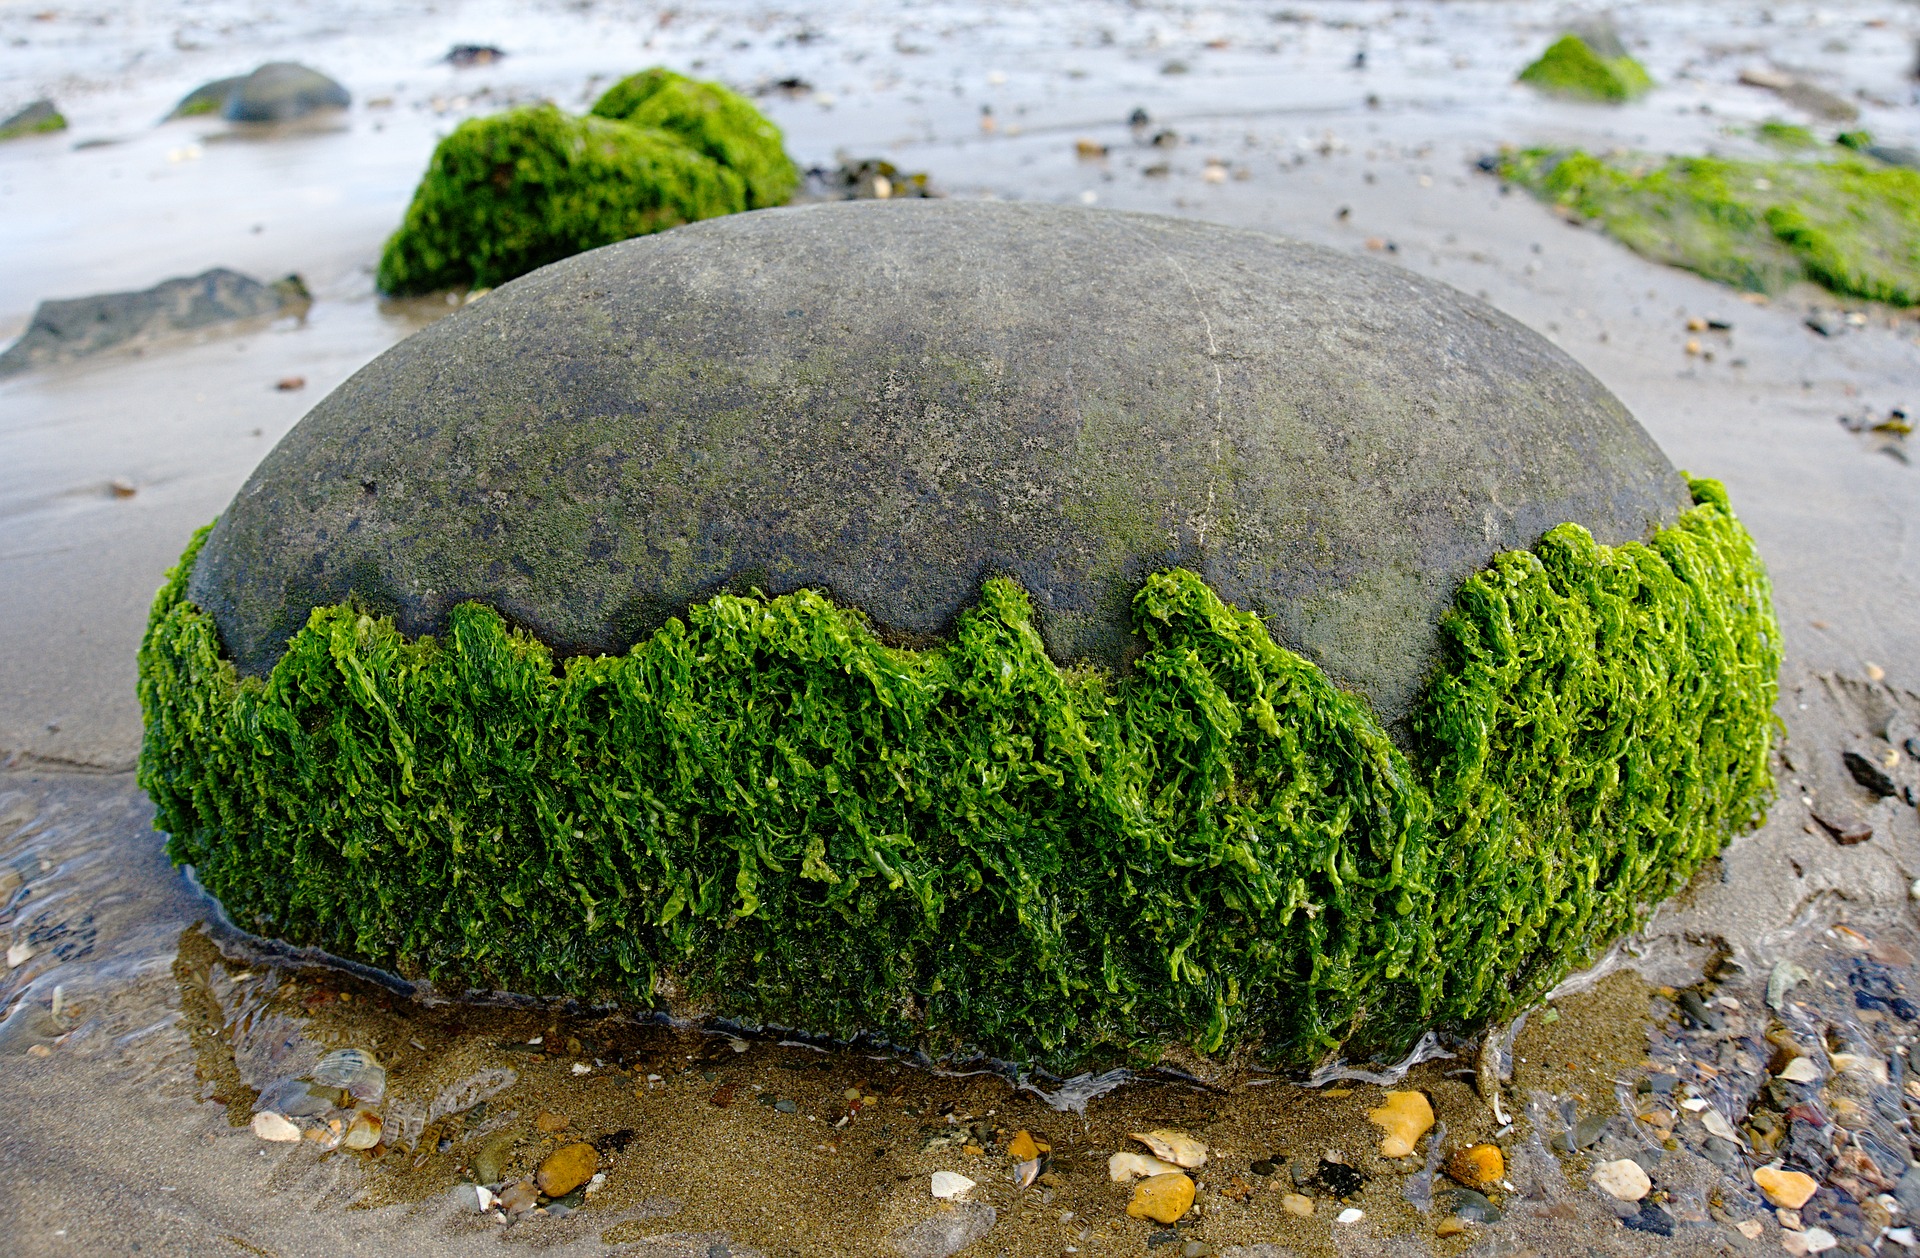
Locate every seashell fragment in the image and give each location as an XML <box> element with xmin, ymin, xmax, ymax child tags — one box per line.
<box><xmin>1129</xmin><ymin>1128</ymin><xmax>1207</xmax><ymax>1168</ymax></box>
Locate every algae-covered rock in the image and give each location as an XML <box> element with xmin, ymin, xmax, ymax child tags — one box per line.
<box><xmin>1501</xmin><ymin>146</ymin><xmax>1920</xmax><ymax>304</ymax></box>
<box><xmin>378</xmin><ymin>71</ymin><xmax>795</xmax><ymax>295</ymax></box>
<box><xmin>590</xmin><ymin>68</ymin><xmax>798</xmax><ymax>209</ymax></box>
<box><xmin>141</xmin><ymin>203</ymin><xmax>1779</xmax><ymax>1072</ymax></box>
<box><xmin>0</xmin><ymin>99</ymin><xmax>66</xmax><ymax>140</ymax></box>
<box><xmin>1517</xmin><ymin>34</ymin><xmax>1653</xmax><ymax>102</ymax></box>
<box><xmin>375</xmin><ymin>104</ymin><xmax>744</xmax><ymax>295</ymax></box>
<box><xmin>166</xmin><ymin>76</ymin><xmax>246</xmax><ymax>120</ymax></box>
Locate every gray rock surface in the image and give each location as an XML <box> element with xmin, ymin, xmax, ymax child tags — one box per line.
<box><xmin>190</xmin><ymin>201</ymin><xmax>1688</xmax><ymax>724</ymax></box>
<box><xmin>222</xmin><ymin>63</ymin><xmax>349</xmax><ymax>123</ymax></box>
<box><xmin>0</xmin><ymin>269</ymin><xmax>308</xmax><ymax>379</ymax></box>
<box><xmin>888</xmin><ymin>1202</ymin><xmax>997</xmax><ymax>1258</ymax></box>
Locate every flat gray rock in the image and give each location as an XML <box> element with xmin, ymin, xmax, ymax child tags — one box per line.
<box><xmin>190</xmin><ymin>201</ymin><xmax>1688</xmax><ymax>725</ymax></box>
<box><xmin>223</xmin><ymin>63</ymin><xmax>349</xmax><ymax>123</ymax></box>
<box><xmin>0</xmin><ymin>269</ymin><xmax>307</xmax><ymax>378</ymax></box>
<box><xmin>889</xmin><ymin>1203</ymin><xmax>997</xmax><ymax>1258</ymax></box>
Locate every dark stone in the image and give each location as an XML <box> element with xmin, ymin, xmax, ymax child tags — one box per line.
<box><xmin>191</xmin><ymin>202</ymin><xmax>1690</xmax><ymax>722</ymax></box>
<box><xmin>1622</xmin><ymin>1204</ymin><xmax>1674</xmax><ymax>1236</ymax></box>
<box><xmin>1440</xmin><ymin>1187</ymin><xmax>1503</xmax><ymax>1223</ymax></box>
<box><xmin>446</xmin><ymin>45</ymin><xmax>507</xmax><ymax>67</ymax></box>
<box><xmin>1316</xmin><ymin>1158</ymin><xmax>1366</xmax><ymax>1197</ymax></box>
<box><xmin>1250</xmin><ymin>1160</ymin><xmax>1277</xmax><ymax>1176</ymax></box>
<box><xmin>1678</xmin><ymin>990</ymin><xmax>1725</xmax><ymax>1031</ymax></box>
<box><xmin>223</xmin><ymin>63</ymin><xmax>350</xmax><ymax>123</ymax></box>
<box><xmin>0</xmin><ymin>269</ymin><xmax>308</xmax><ymax>378</ymax></box>
<box><xmin>1813</xmin><ymin>807</ymin><xmax>1874</xmax><ymax>845</ymax></box>
<box><xmin>1842</xmin><ymin>750</ymin><xmax>1898</xmax><ymax>797</ymax></box>
<box><xmin>1701</xmin><ymin>1135</ymin><xmax>1744</xmax><ymax>1171</ymax></box>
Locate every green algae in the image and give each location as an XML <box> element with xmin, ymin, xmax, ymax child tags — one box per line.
<box><xmin>1500</xmin><ymin>145</ymin><xmax>1920</xmax><ymax>305</ymax></box>
<box><xmin>1516</xmin><ymin>34</ymin><xmax>1653</xmax><ymax>103</ymax></box>
<box><xmin>590</xmin><ymin>69</ymin><xmax>797</xmax><ymax>210</ymax></box>
<box><xmin>137</xmin><ymin>481</ymin><xmax>1776</xmax><ymax>1072</ymax></box>
<box><xmin>376</xmin><ymin>72</ymin><xmax>795</xmax><ymax>295</ymax></box>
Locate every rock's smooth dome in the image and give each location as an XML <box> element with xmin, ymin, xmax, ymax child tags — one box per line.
<box><xmin>192</xmin><ymin>200</ymin><xmax>1687</xmax><ymax>724</ymax></box>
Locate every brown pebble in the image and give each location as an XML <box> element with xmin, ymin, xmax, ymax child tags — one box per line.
<box><xmin>534</xmin><ymin>1110</ymin><xmax>569</xmax><ymax>1133</ymax></box>
<box><xmin>1281</xmin><ymin>1192</ymin><xmax>1314</xmax><ymax>1217</ymax></box>
<box><xmin>710</xmin><ymin>1084</ymin><xmax>737</xmax><ymax>1107</ymax></box>
<box><xmin>1812</xmin><ymin>806</ymin><xmax>1873</xmax><ymax>844</ymax></box>
<box><xmin>497</xmin><ymin>1180</ymin><xmax>538</xmax><ymax>1214</ymax></box>
<box><xmin>275</xmin><ymin>376</ymin><xmax>306</xmax><ymax>391</ymax></box>
<box><xmin>1436</xmin><ymin>1215</ymin><xmax>1469</xmax><ymax>1236</ymax></box>
<box><xmin>535</xmin><ymin>1142</ymin><xmax>599</xmax><ymax>1197</ymax></box>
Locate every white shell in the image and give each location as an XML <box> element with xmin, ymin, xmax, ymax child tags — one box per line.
<box><xmin>1108</xmin><ymin>1151</ymin><xmax>1185</xmax><ymax>1182</ymax></box>
<box><xmin>1129</xmin><ymin>1128</ymin><xmax>1208</xmax><ymax>1169</ymax></box>
<box><xmin>930</xmin><ymin>1171</ymin><xmax>976</xmax><ymax>1199</ymax></box>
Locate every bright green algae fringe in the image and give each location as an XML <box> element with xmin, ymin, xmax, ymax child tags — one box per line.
<box><xmin>375</xmin><ymin>69</ymin><xmax>797</xmax><ymax>296</ymax></box>
<box><xmin>1516</xmin><ymin>34</ymin><xmax>1653</xmax><ymax>103</ymax></box>
<box><xmin>137</xmin><ymin>480</ymin><xmax>1778</xmax><ymax>1072</ymax></box>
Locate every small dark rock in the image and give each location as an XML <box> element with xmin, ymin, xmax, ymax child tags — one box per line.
<box><xmin>1317</xmin><ymin>1158</ymin><xmax>1366</xmax><ymax>1198</ymax></box>
<box><xmin>1701</xmin><ymin>1136</ymin><xmax>1744</xmax><ymax>1172</ymax></box>
<box><xmin>1637</xmin><ymin>1073</ymin><xmax>1678</xmax><ymax>1096</ymax></box>
<box><xmin>1128</xmin><ymin>107</ymin><xmax>1150</xmax><ymax>127</ymax></box>
<box><xmin>773</xmin><ymin>1099</ymin><xmax>797</xmax><ymax>1113</ymax></box>
<box><xmin>1441</xmin><ymin>1187</ymin><xmax>1503</xmax><ymax>1223</ymax></box>
<box><xmin>1623</xmin><ymin>1204</ymin><xmax>1675</xmax><ymax>1236</ymax></box>
<box><xmin>1572</xmin><ymin>1114</ymin><xmax>1610</xmax><ymax>1149</ymax></box>
<box><xmin>1842</xmin><ymin>750</ymin><xmax>1897</xmax><ymax>797</ymax></box>
<box><xmin>1250</xmin><ymin>1160</ymin><xmax>1277</xmax><ymax>1176</ymax></box>
<box><xmin>446</xmin><ymin>45</ymin><xmax>506</xmax><ymax>67</ymax></box>
<box><xmin>1812</xmin><ymin>807</ymin><xmax>1873</xmax><ymax>845</ymax></box>
<box><xmin>1678</xmin><ymin>990</ymin><xmax>1725</xmax><ymax>1031</ymax></box>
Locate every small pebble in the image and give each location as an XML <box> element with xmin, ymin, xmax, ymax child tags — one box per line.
<box><xmin>1335</xmin><ymin>1207</ymin><xmax>1364</xmax><ymax>1224</ymax></box>
<box><xmin>535</xmin><ymin>1143</ymin><xmax>599</xmax><ymax>1198</ymax></box>
<box><xmin>1754</xmin><ymin>1165</ymin><xmax>1818</xmax><ymax>1210</ymax></box>
<box><xmin>1110</xmin><ymin>1151</ymin><xmax>1183</xmax><ymax>1182</ymax></box>
<box><xmin>1367</xmin><ymin>1090</ymin><xmax>1434</xmax><ymax>1158</ymax></box>
<box><xmin>1436</xmin><ymin>1215</ymin><xmax>1469</xmax><ymax>1237</ymax></box>
<box><xmin>1125</xmin><ymin>1173</ymin><xmax>1195</xmax><ymax>1224</ymax></box>
<box><xmin>1782</xmin><ymin>1227</ymin><xmax>1838</xmax><ymax>1256</ymax></box>
<box><xmin>1445</xmin><ymin>1144</ymin><xmax>1503</xmax><ymax>1188</ymax></box>
<box><xmin>535</xmin><ymin>1110</ymin><xmax>570</xmax><ymax>1132</ymax></box>
<box><xmin>1591</xmin><ymin>1159</ymin><xmax>1651</xmax><ymax>1202</ymax></box>
<box><xmin>1130</xmin><ymin>1129</ymin><xmax>1208</xmax><ymax>1169</ymax></box>
<box><xmin>1281</xmin><ymin>1192</ymin><xmax>1314</xmax><ymax>1217</ymax></box>
<box><xmin>1779</xmin><ymin>1058</ymin><xmax>1821</xmax><ymax>1083</ymax></box>
<box><xmin>275</xmin><ymin>376</ymin><xmax>306</xmax><ymax>391</ymax></box>
<box><xmin>774</xmin><ymin>1099</ymin><xmax>798</xmax><ymax>1114</ymax></box>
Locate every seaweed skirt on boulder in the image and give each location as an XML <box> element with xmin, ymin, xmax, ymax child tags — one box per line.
<box><xmin>139</xmin><ymin>202</ymin><xmax>1779</xmax><ymax>1073</ymax></box>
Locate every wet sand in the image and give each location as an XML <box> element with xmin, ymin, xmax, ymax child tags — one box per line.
<box><xmin>2</xmin><ymin>1</ymin><xmax>1919</xmax><ymax>1254</ymax></box>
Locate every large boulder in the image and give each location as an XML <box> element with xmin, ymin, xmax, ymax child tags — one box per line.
<box><xmin>197</xmin><ymin>201</ymin><xmax>1686</xmax><ymax>726</ymax></box>
<box><xmin>143</xmin><ymin>203</ymin><xmax>1778</xmax><ymax>1072</ymax></box>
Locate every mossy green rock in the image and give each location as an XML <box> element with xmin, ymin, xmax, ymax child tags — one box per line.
<box><xmin>375</xmin><ymin>103</ymin><xmax>748</xmax><ymax>296</ymax></box>
<box><xmin>590</xmin><ymin>69</ymin><xmax>798</xmax><ymax>210</ymax></box>
<box><xmin>1501</xmin><ymin>146</ymin><xmax>1920</xmax><ymax>304</ymax></box>
<box><xmin>1517</xmin><ymin>34</ymin><xmax>1653</xmax><ymax>102</ymax></box>
<box><xmin>144</xmin><ymin>203</ymin><xmax>1779</xmax><ymax>1071</ymax></box>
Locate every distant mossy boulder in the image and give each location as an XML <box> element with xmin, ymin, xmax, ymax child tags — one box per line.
<box><xmin>377</xmin><ymin>71</ymin><xmax>795</xmax><ymax>295</ymax></box>
<box><xmin>1518</xmin><ymin>34</ymin><xmax>1653</xmax><ymax>102</ymax></box>
<box><xmin>0</xmin><ymin>99</ymin><xmax>66</xmax><ymax>141</ymax></box>
<box><xmin>141</xmin><ymin>203</ymin><xmax>1779</xmax><ymax>1072</ymax></box>
<box><xmin>590</xmin><ymin>69</ymin><xmax>798</xmax><ymax>209</ymax></box>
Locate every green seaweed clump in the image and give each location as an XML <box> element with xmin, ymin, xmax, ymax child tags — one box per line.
<box><xmin>1517</xmin><ymin>34</ymin><xmax>1653</xmax><ymax>102</ymax></box>
<box><xmin>1501</xmin><ymin>146</ymin><xmax>1920</xmax><ymax>305</ymax></box>
<box><xmin>376</xmin><ymin>73</ymin><xmax>795</xmax><ymax>295</ymax></box>
<box><xmin>590</xmin><ymin>69</ymin><xmax>797</xmax><ymax>211</ymax></box>
<box><xmin>1756</xmin><ymin>121</ymin><xmax>1819</xmax><ymax>150</ymax></box>
<box><xmin>137</xmin><ymin>481</ymin><xmax>1777</xmax><ymax>1072</ymax></box>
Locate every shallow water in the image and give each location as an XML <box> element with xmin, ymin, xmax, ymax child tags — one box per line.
<box><xmin>2</xmin><ymin>1</ymin><xmax>1920</xmax><ymax>1253</ymax></box>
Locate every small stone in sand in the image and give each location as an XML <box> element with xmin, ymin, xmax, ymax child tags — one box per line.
<box><xmin>1445</xmin><ymin>1143</ymin><xmax>1504</xmax><ymax>1188</ymax></box>
<box><xmin>251</xmin><ymin>1111</ymin><xmax>301</xmax><ymax>1142</ymax></box>
<box><xmin>1754</xmin><ymin>1165</ymin><xmax>1819</xmax><ymax>1209</ymax></box>
<box><xmin>1367</xmin><ymin>1090</ymin><xmax>1434</xmax><ymax>1158</ymax></box>
<box><xmin>1735</xmin><ymin>1219</ymin><xmax>1763</xmax><ymax>1239</ymax></box>
<box><xmin>1007</xmin><ymin>1129</ymin><xmax>1048</xmax><ymax>1161</ymax></box>
<box><xmin>1130</xmin><ymin>1128</ymin><xmax>1207</xmax><ymax>1168</ymax></box>
<box><xmin>535</xmin><ymin>1143</ymin><xmax>599</xmax><ymax>1197</ymax></box>
<box><xmin>1125</xmin><ymin>1172</ymin><xmax>1195</xmax><ymax>1224</ymax></box>
<box><xmin>535</xmin><ymin>1110</ymin><xmax>569</xmax><ymax>1133</ymax></box>
<box><xmin>497</xmin><ymin>1180</ymin><xmax>538</xmax><ymax>1214</ymax></box>
<box><xmin>342</xmin><ymin>1111</ymin><xmax>381</xmax><ymax>1150</ymax></box>
<box><xmin>1783</xmin><ymin>1228</ymin><xmax>1838</xmax><ymax>1256</ymax></box>
<box><xmin>1336</xmin><ymin>1207</ymin><xmax>1364</xmax><ymax>1224</ymax></box>
<box><xmin>1591</xmin><ymin>1158</ymin><xmax>1651</xmax><ymax>1201</ymax></box>
<box><xmin>930</xmin><ymin>1171</ymin><xmax>976</xmax><ymax>1199</ymax></box>
<box><xmin>1436</xmin><ymin>1215</ymin><xmax>1469</xmax><ymax>1236</ymax></box>
<box><xmin>1281</xmin><ymin>1192</ymin><xmax>1314</xmax><ymax>1217</ymax></box>
<box><xmin>1779</xmin><ymin>1057</ymin><xmax>1821</xmax><ymax>1083</ymax></box>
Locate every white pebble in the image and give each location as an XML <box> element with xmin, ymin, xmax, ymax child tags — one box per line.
<box><xmin>930</xmin><ymin>1171</ymin><xmax>976</xmax><ymax>1199</ymax></box>
<box><xmin>1336</xmin><ymin>1207</ymin><xmax>1364</xmax><ymax>1224</ymax></box>
<box><xmin>475</xmin><ymin>1185</ymin><xmax>496</xmax><ymax>1211</ymax></box>
<box><xmin>1783</xmin><ymin>1227</ymin><xmax>1838</xmax><ymax>1255</ymax></box>
<box><xmin>571</xmin><ymin>1062</ymin><xmax>590</xmax><ymax>1075</ymax></box>
<box><xmin>1886</xmin><ymin>1226</ymin><xmax>1915</xmax><ymax>1246</ymax></box>
<box><xmin>1590</xmin><ymin>1158</ymin><xmax>1651</xmax><ymax>1201</ymax></box>
<box><xmin>251</xmin><ymin>1111</ymin><xmax>302</xmax><ymax>1143</ymax></box>
<box><xmin>1779</xmin><ymin>1057</ymin><xmax>1821</xmax><ymax>1083</ymax></box>
<box><xmin>7</xmin><ymin>941</ymin><xmax>34</xmax><ymax>968</ymax></box>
